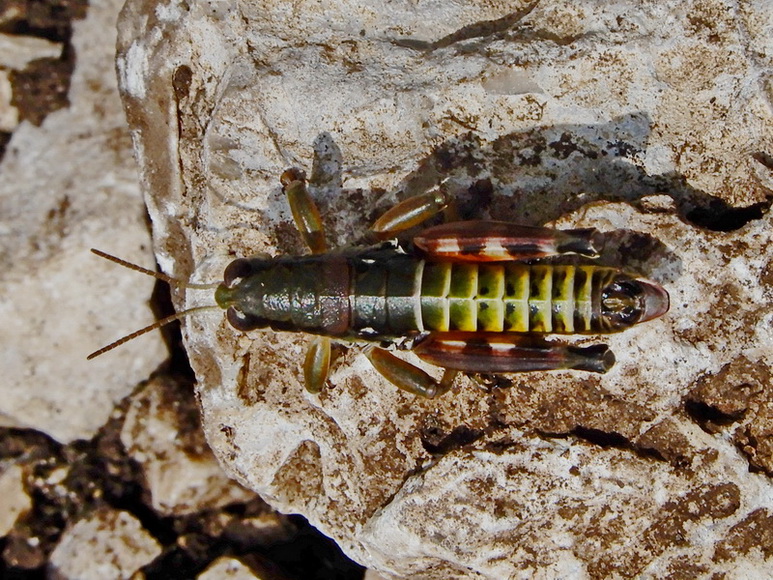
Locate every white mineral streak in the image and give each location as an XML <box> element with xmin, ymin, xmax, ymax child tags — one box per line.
<box><xmin>0</xmin><ymin>0</ymin><xmax>163</xmax><ymax>442</ymax></box>
<box><xmin>117</xmin><ymin>41</ymin><xmax>149</xmax><ymax>100</ymax></box>
<box><xmin>116</xmin><ymin>0</ymin><xmax>773</xmax><ymax>577</ymax></box>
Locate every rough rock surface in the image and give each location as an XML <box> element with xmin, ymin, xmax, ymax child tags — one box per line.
<box><xmin>116</xmin><ymin>0</ymin><xmax>773</xmax><ymax>577</ymax></box>
<box><xmin>120</xmin><ymin>375</ymin><xmax>255</xmax><ymax>515</ymax></box>
<box><xmin>198</xmin><ymin>557</ymin><xmax>260</xmax><ymax>580</ymax></box>
<box><xmin>0</xmin><ymin>32</ymin><xmax>63</xmax><ymax>131</ymax></box>
<box><xmin>48</xmin><ymin>508</ymin><xmax>162</xmax><ymax>579</ymax></box>
<box><xmin>0</xmin><ymin>32</ymin><xmax>63</xmax><ymax>73</ymax></box>
<box><xmin>0</xmin><ymin>0</ymin><xmax>164</xmax><ymax>443</ymax></box>
<box><xmin>0</xmin><ymin>463</ymin><xmax>31</xmax><ymax>537</ymax></box>
<box><xmin>1</xmin><ymin>1</ymin><xmax>363</xmax><ymax>577</ymax></box>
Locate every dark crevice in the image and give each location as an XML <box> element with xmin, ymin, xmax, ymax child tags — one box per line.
<box><xmin>538</xmin><ymin>427</ymin><xmax>634</xmax><ymax>452</ymax></box>
<box><xmin>392</xmin><ymin>1</ymin><xmax>540</xmax><ymax>51</ymax></box>
<box><xmin>482</xmin><ymin>438</ymin><xmax>520</xmax><ymax>454</ymax></box>
<box><xmin>571</xmin><ymin>427</ymin><xmax>633</xmax><ymax>450</ymax></box>
<box><xmin>517</xmin><ymin>435</ymin><xmax>680</xmax><ymax>477</ymax></box>
<box><xmin>0</xmin><ymin>132</ymin><xmax>11</xmax><ymax>161</ymax></box>
<box><xmin>148</xmin><ymin>277</ymin><xmax>196</xmax><ymax>381</ymax></box>
<box><xmin>636</xmin><ymin>445</ymin><xmax>669</xmax><ymax>464</ymax></box>
<box><xmin>141</xmin><ymin>514</ymin><xmax>365</xmax><ymax>580</ymax></box>
<box><xmin>684</xmin><ymin>399</ymin><xmax>744</xmax><ymax>429</ymax></box>
<box><xmin>684</xmin><ymin>198</ymin><xmax>771</xmax><ymax>232</ymax></box>
<box><xmin>540</xmin><ymin>427</ymin><xmax>684</xmax><ymax>465</ymax></box>
<box><xmin>420</xmin><ymin>424</ymin><xmax>485</xmax><ymax>455</ymax></box>
<box><xmin>0</xmin><ymin>0</ymin><xmax>88</xmax><ymax>42</ymax></box>
<box><xmin>752</xmin><ymin>151</ymin><xmax>773</xmax><ymax>171</ymax></box>
<box><xmin>2</xmin><ymin>1</ymin><xmax>88</xmax><ymax>128</ymax></box>
<box><xmin>429</xmin><ymin>3</ymin><xmax>540</xmax><ymax>50</ymax></box>
<box><xmin>260</xmin><ymin>516</ymin><xmax>365</xmax><ymax>580</ymax></box>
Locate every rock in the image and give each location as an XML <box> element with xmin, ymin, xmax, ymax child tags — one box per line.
<box><xmin>2</xmin><ymin>533</ymin><xmax>46</xmax><ymax>570</ymax></box>
<box><xmin>197</xmin><ymin>554</ymin><xmax>297</xmax><ymax>580</ymax></box>
<box><xmin>0</xmin><ymin>33</ymin><xmax>63</xmax><ymax>71</ymax></box>
<box><xmin>0</xmin><ymin>69</ymin><xmax>17</xmax><ymax>132</ymax></box>
<box><xmin>115</xmin><ymin>0</ymin><xmax>773</xmax><ymax>577</ymax></box>
<box><xmin>220</xmin><ymin>510</ymin><xmax>296</xmax><ymax>548</ymax></box>
<box><xmin>685</xmin><ymin>357</ymin><xmax>773</xmax><ymax>474</ymax></box>
<box><xmin>48</xmin><ymin>508</ymin><xmax>162</xmax><ymax>579</ymax></box>
<box><xmin>0</xmin><ymin>464</ymin><xmax>31</xmax><ymax>537</ymax></box>
<box><xmin>120</xmin><ymin>375</ymin><xmax>255</xmax><ymax>515</ymax></box>
<box><xmin>0</xmin><ymin>0</ymin><xmax>164</xmax><ymax>443</ymax></box>
<box><xmin>198</xmin><ymin>554</ymin><xmax>298</xmax><ymax>580</ymax></box>
<box><xmin>0</xmin><ymin>31</ymin><xmax>64</xmax><ymax>132</ymax></box>
<box><xmin>198</xmin><ymin>557</ymin><xmax>260</xmax><ymax>580</ymax></box>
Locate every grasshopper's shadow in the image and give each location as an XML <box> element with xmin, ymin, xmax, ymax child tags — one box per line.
<box><xmin>300</xmin><ymin>113</ymin><xmax>772</xmax><ymax>281</ymax></box>
<box><xmin>392</xmin><ymin>112</ymin><xmax>769</xmax><ymax>233</ymax></box>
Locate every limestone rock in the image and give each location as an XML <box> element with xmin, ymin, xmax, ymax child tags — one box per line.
<box><xmin>48</xmin><ymin>508</ymin><xmax>162</xmax><ymax>579</ymax></box>
<box><xmin>0</xmin><ymin>464</ymin><xmax>31</xmax><ymax>537</ymax></box>
<box><xmin>0</xmin><ymin>69</ymin><xmax>16</xmax><ymax>131</ymax></box>
<box><xmin>197</xmin><ymin>555</ymin><xmax>295</xmax><ymax>580</ymax></box>
<box><xmin>0</xmin><ymin>32</ymin><xmax>64</xmax><ymax>131</ymax></box>
<box><xmin>0</xmin><ymin>0</ymin><xmax>164</xmax><ymax>443</ymax></box>
<box><xmin>116</xmin><ymin>0</ymin><xmax>773</xmax><ymax>577</ymax></box>
<box><xmin>120</xmin><ymin>375</ymin><xmax>255</xmax><ymax>515</ymax></box>
<box><xmin>0</xmin><ymin>33</ymin><xmax>63</xmax><ymax>71</ymax></box>
<box><xmin>198</xmin><ymin>557</ymin><xmax>260</xmax><ymax>580</ymax></box>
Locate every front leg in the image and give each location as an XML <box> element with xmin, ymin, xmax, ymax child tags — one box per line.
<box><xmin>413</xmin><ymin>332</ymin><xmax>615</xmax><ymax>374</ymax></box>
<box><xmin>370</xmin><ymin>187</ymin><xmax>450</xmax><ymax>238</ymax></box>
<box><xmin>281</xmin><ymin>168</ymin><xmax>328</xmax><ymax>254</ymax></box>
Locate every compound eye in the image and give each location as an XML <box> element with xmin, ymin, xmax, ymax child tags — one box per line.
<box><xmin>226</xmin><ymin>307</ymin><xmax>268</xmax><ymax>331</ymax></box>
<box><xmin>601</xmin><ymin>281</ymin><xmax>643</xmax><ymax>328</ymax></box>
<box><xmin>223</xmin><ymin>258</ymin><xmax>253</xmax><ymax>287</ymax></box>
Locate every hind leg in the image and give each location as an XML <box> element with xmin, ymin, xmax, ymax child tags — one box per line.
<box><xmin>365</xmin><ymin>347</ymin><xmax>458</xmax><ymax>398</ymax></box>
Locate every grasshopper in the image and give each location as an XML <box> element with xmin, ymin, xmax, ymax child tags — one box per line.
<box><xmin>91</xmin><ymin>168</ymin><xmax>669</xmax><ymax>398</ymax></box>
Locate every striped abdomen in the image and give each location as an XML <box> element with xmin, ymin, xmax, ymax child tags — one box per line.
<box><xmin>349</xmin><ymin>252</ymin><xmax>622</xmax><ymax>336</ymax></box>
<box><xmin>417</xmin><ymin>261</ymin><xmax>618</xmax><ymax>334</ymax></box>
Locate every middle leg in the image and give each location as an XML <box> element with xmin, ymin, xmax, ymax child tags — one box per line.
<box><xmin>281</xmin><ymin>169</ymin><xmax>332</xmax><ymax>392</ymax></box>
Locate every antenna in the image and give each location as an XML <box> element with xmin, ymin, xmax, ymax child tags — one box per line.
<box><xmin>90</xmin><ymin>249</ymin><xmax>219</xmax><ymax>290</ymax></box>
<box><xmin>87</xmin><ymin>306</ymin><xmax>220</xmax><ymax>359</ymax></box>
<box><xmin>88</xmin><ymin>249</ymin><xmax>222</xmax><ymax>359</ymax></box>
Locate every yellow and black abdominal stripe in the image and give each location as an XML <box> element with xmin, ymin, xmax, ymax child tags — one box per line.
<box><xmin>348</xmin><ymin>253</ymin><xmax>622</xmax><ymax>337</ymax></box>
<box><xmin>417</xmin><ymin>262</ymin><xmax>608</xmax><ymax>334</ymax></box>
